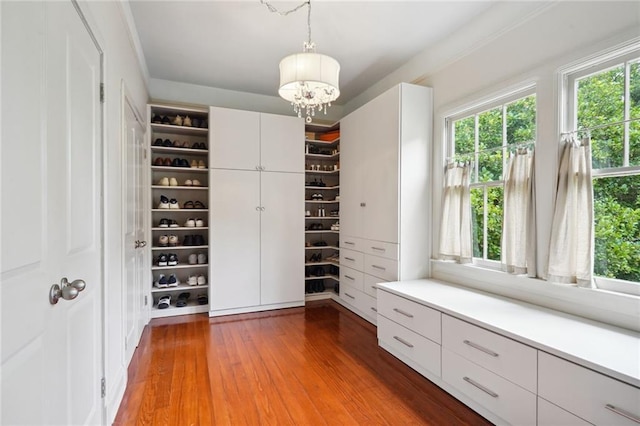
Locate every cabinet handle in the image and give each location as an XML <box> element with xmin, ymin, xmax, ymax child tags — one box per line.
<box><xmin>371</xmin><ymin>307</ymin><xmax>377</xmax><ymax>312</ymax></box>
<box><xmin>393</xmin><ymin>336</ymin><xmax>414</xmax><ymax>348</ymax></box>
<box><xmin>371</xmin><ymin>285</ymin><xmax>379</xmax><ymax>290</ymax></box>
<box><xmin>260</xmin><ymin>166</ymin><xmax>265</xmax><ymax>171</ymax></box>
<box><xmin>344</xmin><ymin>241</ymin><xmax>355</xmax><ymax>245</ymax></box>
<box><xmin>371</xmin><ymin>246</ymin><xmax>385</xmax><ymax>252</ymax></box>
<box><xmin>255</xmin><ymin>166</ymin><xmax>260</xmax><ymax>171</ymax></box>
<box><xmin>463</xmin><ymin>340</ymin><xmax>499</xmax><ymax>358</ymax></box>
<box><xmin>605</xmin><ymin>404</ymin><xmax>640</xmax><ymax>423</ymax></box>
<box><xmin>256</xmin><ymin>206</ymin><xmax>261</xmax><ymax>211</ymax></box>
<box><xmin>463</xmin><ymin>377</ymin><xmax>498</xmax><ymax>398</ymax></box>
<box><xmin>371</xmin><ymin>265</ymin><xmax>386</xmax><ymax>271</ymax></box>
<box><xmin>344</xmin><ymin>257</ymin><xmax>355</xmax><ymax>261</ymax></box>
<box><xmin>344</xmin><ymin>275</ymin><xmax>355</xmax><ymax>281</ymax></box>
<box><xmin>344</xmin><ymin>292</ymin><xmax>355</xmax><ymax>299</ymax></box>
<box><xmin>360</xmin><ymin>202</ymin><xmax>366</xmax><ymax>207</ymax></box>
<box><xmin>393</xmin><ymin>308</ymin><xmax>414</xmax><ymax>318</ymax></box>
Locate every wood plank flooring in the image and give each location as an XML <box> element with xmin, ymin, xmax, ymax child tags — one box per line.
<box><xmin>114</xmin><ymin>300</ymin><xmax>492</xmax><ymax>425</ymax></box>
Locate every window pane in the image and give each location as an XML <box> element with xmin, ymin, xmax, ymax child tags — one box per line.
<box><xmin>591</xmin><ymin>124</ymin><xmax>624</xmax><ymax>169</ymax></box>
<box><xmin>487</xmin><ymin>186</ymin><xmax>503</xmax><ymax>261</ymax></box>
<box><xmin>478</xmin><ymin>150</ymin><xmax>502</xmax><ymax>182</ymax></box>
<box><xmin>631</xmin><ymin>59</ymin><xmax>640</xmax><ymax>118</ymax></box>
<box><xmin>631</xmin><ymin>119</ymin><xmax>640</xmax><ymax>166</ymax></box>
<box><xmin>479</xmin><ymin>107</ymin><xmax>503</xmax><ymax>149</ymax></box>
<box><xmin>593</xmin><ymin>175</ymin><xmax>640</xmax><ymax>282</ymax></box>
<box><xmin>454</xmin><ymin>116</ymin><xmax>475</xmax><ymax>155</ymax></box>
<box><xmin>470</xmin><ymin>187</ymin><xmax>484</xmax><ymax>258</ymax></box>
<box><xmin>506</xmin><ymin>95</ymin><xmax>536</xmax><ymax>144</ymax></box>
<box><xmin>577</xmin><ymin>64</ymin><xmax>625</xmax><ymax>128</ymax></box>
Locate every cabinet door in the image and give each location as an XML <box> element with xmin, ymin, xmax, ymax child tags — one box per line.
<box><xmin>260</xmin><ymin>171</ymin><xmax>304</xmax><ymax>305</ymax></box>
<box><xmin>209</xmin><ymin>107</ymin><xmax>260</xmax><ymax>170</ymax></box>
<box><xmin>339</xmin><ymin>111</ymin><xmax>364</xmax><ymax>239</ymax></box>
<box><xmin>362</xmin><ymin>86</ymin><xmax>400</xmax><ymax>243</ymax></box>
<box><xmin>260</xmin><ymin>113</ymin><xmax>304</xmax><ymax>173</ymax></box>
<box><xmin>210</xmin><ymin>169</ymin><xmax>261</xmax><ymax>310</ymax></box>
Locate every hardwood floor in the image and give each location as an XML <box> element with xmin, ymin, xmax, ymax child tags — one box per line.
<box><xmin>114</xmin><ymin>300</ymin><xmax>491</xmax><ymax>425</ymax></box>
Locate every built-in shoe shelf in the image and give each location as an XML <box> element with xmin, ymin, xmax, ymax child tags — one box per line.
<box><xmin>149</xmin><ymin>103</ymin><xmax>211</xmax><ymax>318</ymax></box>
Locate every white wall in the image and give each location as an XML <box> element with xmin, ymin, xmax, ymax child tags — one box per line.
<box><xmin>77</xmin><ymin>1</ymin><xmax>148</xmax><ymax>423</ymax></box>
<box><xmin>149</xmin><ymin>77</ymin><xmax>344</xmax><ymax>123</ymax></box>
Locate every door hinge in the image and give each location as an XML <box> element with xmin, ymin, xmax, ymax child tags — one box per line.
<box><xmin>144</xmin><ymin>295</ymin><xmax>148</xmax><ymax>306</ymax></box>
<box><xmin>101</xmin><ymin>377</ymin><xmax>106</xmax><ymax>398</ymax></box>
<box><xmin>100</xmin><ymin>83</ymin><xmax>105</xmax><ymax>103</ymax></box>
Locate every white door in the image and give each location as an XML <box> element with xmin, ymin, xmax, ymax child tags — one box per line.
<box><xmin>260</xmin><ymin>113</ymin><xmax>304</xmax><ymax>173</ymax></box>
<box><xmin>209</xmin><ymin>107</ymin><xmax>260</xmax><ymax>171</ymax></box>
<box><xmin>123</xmin><ymin>94</ymin><xmax>146</xmax><ymax>364</ymax></box>
<box><xmin>260</xmin><ymin>172</ymin><xmax>305</xmax><ymax>305</ymax></box>
<box><xmin>339</xmin><ymin>111</ymin><xmax>365</xmax><ymax>239</ymax></box>
<box><xmin>209</xmin><ymin>169</ymin><xmax>261</xmax><ymax>310</ymax></box>
<box><xmin>1</xmin><ymin>2</ymin><xmax>104</xmax><ymax>425</ymax></box>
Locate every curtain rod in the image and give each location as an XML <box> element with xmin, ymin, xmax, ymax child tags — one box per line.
<box><xmin>561</xmin><ymin>117</ymin><xmax>640</xmax><ymax>136</ymax></box>
<box><xmin>446</xmin><ymin>140</ymin><xmax>535</xmax><ymax>161</ymax></box>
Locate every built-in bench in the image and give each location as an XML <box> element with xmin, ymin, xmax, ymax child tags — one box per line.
<box><xmin>376</xmin><ymin>279</ymin><xmax>640</xmax><ymax>425</ymax></box>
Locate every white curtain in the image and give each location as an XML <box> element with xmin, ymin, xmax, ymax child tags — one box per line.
<box><xmin>439</xmin><ymin>162</ymin><xmax>472</xmax><ymax>263</ymax></box>
<box><xmin>502</xmin><ymin>148</ymin><xmax>536</xmax><ymax>276</ymax></box>
<box><xmin>547</xmin><ymin>136</ymin><xmax>594</xmax><ymax>287</ymax></box>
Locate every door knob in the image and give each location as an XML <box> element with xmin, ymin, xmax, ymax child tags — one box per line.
<box><xmin>49</xmin><ymin>277</ymin><xmax>86</xmax><ymax>305</ymax></box>
<box><xmin>135</xmin><ymin>240</ymin><xmax>147</xmax><ymax>249</ymax></box>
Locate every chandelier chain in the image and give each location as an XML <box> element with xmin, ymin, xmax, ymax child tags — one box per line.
<box><xmin>260</xmin><ymin>0</ymin><xmax>312</xmax><ymax>47</ymax></box>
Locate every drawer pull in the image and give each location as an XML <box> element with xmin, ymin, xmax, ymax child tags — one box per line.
<box><xmin>463</xmin><ymin>340</ymin><xmax>499</xmax><ymax>358</ymax></box>
<box><xmin>371</xmin><ymin>307</ymin><xmax>377</xmax><ymax>312</ymax></box>
<box><xmin>344</xmin><ymin>241</ymin><xmax>355</xmax><ymax>245</ymax></box>
<box><xmin>605</xmin><ymin>404</ymin><xmax>640</xmax><ymax>423</ymax></box>
<box><xmin>463</xmin><ymin>377</ymin><xmax>498</xmax><ymax>398</ymax></box>
<box><xmin>371</xmin><ymin>246</ymin><xmax>386</xmax><ymax>252</ymax></box>
<box><xmin>371</xmin><ymin>265</ymin><xmax>386</xmax><ymax>271</ymax></box>
<box><xmin>344</xmin><ymin>257</ymin><xmax>355</xmax><ymax>261</ymax></box>
<box><xmin>344</xmin><ymin>275</ymin><xmax>355</xmax><ymax>281</ymax></box>
<box><xmin>371</xmin><ymin>285</ymin><xmax>379</xmax><ymax>290</ymax></box>
<box><xmin>344</xmin><ymin>292</ymin><xmax>355</xmax><ymax>299</ymax></box>
<box><xmin>393</xmin><ymin>336</ymin><xmax>414</xmax><ymax>348</ymax></box>
<box><xmin>393</xmin><ymin>308</ymin><xmax>414</xmax><ymax>318</ymax></box>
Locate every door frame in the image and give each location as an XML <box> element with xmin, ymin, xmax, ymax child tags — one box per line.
<box><xmin>71</xmin><ymin>1</ymin><xmax>107</xmax><ymax>423</ymax></box>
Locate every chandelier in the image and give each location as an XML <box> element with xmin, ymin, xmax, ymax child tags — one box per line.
<box><xmin>262</xmin><ymin>0</ymin><xmax>340</xmax><ymax>123</ymax></box>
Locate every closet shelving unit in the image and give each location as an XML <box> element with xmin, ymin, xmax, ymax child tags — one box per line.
<box><xmin>304</xmin><ymin>122</ymin><xmax>341</xmax><ymax>301</ymax></box>
<box><xmin>148</xmin><ymin>104</ymin><xmax>210</xmax><ymax>318</ymax></box>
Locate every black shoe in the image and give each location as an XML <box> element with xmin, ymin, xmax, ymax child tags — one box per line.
<box><xmin>154</xmin><ymin>138</ymin><xmax>163</xmax><ymax>146</ymax></box>
<box><xmin>161</xmin><ymin>116</ymin><xmax>171</xmax><ymax>125</ymax></box>
<box><xmin>193</xmin><ymin>234</ymin><xmax>205</xmax><ymax>246</ymax></box>
<box><xmin>152</xmin><ymin>115</ymin><xmax>163</xmax><ymax>124</ymax></box>
<box><xmin>183</xmin><ymin>235</ymin><xmax>194</xmax><ymax>246</ymax></box>
<box><xmin>158</xmin><ymin>218</ymin><xmax>169</xmax><ymax>228</ymax></box>
<box><xmin>313</xmin><ymin>241</ymin><xmax>327</xmax><ymax>247</ymax></box>
<box><xmin>180</xmin><ymin>158</ymin><xmax>190</xmax><ymax>167</ymax></box>
<box><xmin>157</xmin><ymin>253</ymin><xmax>168</xmax><ymax>267</ymax></box>
<box><xmin>172</xmin><ymin>158</ymin><xmax>181</xmax><ymax>167</ymax></box>
<box><xmin>163</xmin><ymin>138</ymin><xmax>173</xmax><ymax>147</ymax></box>
<box><xmin>168</xmin><ymin>253</ymin><xmax>178</xmax><ymax>266</ymax></box>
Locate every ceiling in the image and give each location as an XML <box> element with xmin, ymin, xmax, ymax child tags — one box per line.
<box><xmin>129</xmin><ymin>1</ymin><xmax>515</xmax><ymax>105</ymax></box>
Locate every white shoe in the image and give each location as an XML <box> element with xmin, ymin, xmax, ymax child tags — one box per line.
<box><xmin>188</xmin><ymin>254</ymin><xmax>197</xmax><ymax>265</ymax></box>
<box><xmin>197</xmin><ymin>253</ymin><xmax>207</xmax><ymax>264</ymax></box>
<box><xmin>158</xmin><ymin>195</ymin><xmax>170</xmax><ymax>209</ymax></box>
<box><xmin>187</xmin><ymin>275</ymin><xmax>198</xmax><ymax>286</ymax></box>
<box><xmin>184</xmin><ymin>179</ymin><xmax>193</xmax><ymax>186</ymax></box>
<box><xmin>192</xmin><ymin>179</ymin><xmax>201</xmax><ymax>187</ymax></box>
<box><xmin>195</xmin><ymin>218</ymin><xmax>204</xmax><ymax>227</ymax></box>
<box><xmin>157</xmin><ymin>177</ymin><xmax>169</xmax><ymax>186</ymax></box>
<box><xmin>169</xmin><ymin>177</ymin><xmax>178</xmax><ymax>186</ymax></box>
<box><xmin>169</xmin><ymin>198</ymin><xmax>180</xmax><ymax>209</ymax></box>
<box><xmin>185</xmin><ymin>218</ymin><xmax>196</xmax><ymax>227</ymax></box>
<box><xmin>197</xmin><ymin>275</ymin><xmax>206</xmax><ymax>285</ymax></box>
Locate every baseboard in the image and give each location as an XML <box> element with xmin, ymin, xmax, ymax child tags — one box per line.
<box><xmin>106</xmin><ymin>365</ymin><xmax>127</xmax><ymax>425</ymax></box>
<box><xmin>208</xmin><ymin>300</ymin><xmax>305</xmax><ymax>317</ymax></box>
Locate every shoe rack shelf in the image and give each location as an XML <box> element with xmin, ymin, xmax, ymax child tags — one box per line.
<box><xmin>148</xmin><ymin>103</ymin><xmax>211</xmax><ymax>318</ymax></box>
<box><xmin>304</xmin><ymin>122</ymin><xmax>341</xmax><ymax>300</ymax></box>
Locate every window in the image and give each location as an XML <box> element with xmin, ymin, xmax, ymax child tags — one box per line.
<box><xmin>565</xmin><ymin>48</ymin><xmax>640</xmax><ymax>293</ymax></box>
<box><xmin>446</xmin><ymin>90</ymin><xmax>536</xmax><ymax>266</ymax></box>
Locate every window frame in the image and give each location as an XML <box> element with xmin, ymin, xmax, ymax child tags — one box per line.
<box><xmin>445</xmin><ymin>85</ymin><xmax>537</xmax><ymax>269</ymax></box>
<box><xmin>562</xmin><ymin>45</ymin><xmax>640</xmax><ymax>296</ymax></box>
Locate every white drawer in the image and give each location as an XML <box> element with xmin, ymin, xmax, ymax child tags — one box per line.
<box><xmin>442</xmin><ymin>349</ymin><xmax>536</xmax><ymax>426</ymax></box>
<box><xmin>356</xmin><ymin>290</ymin><xmax>378</xmax><ymax>324</ymax></box>
<box><xmin>363</xmin><ymin>274</ymin><xmax>386</xmax><ymax>298</ymax></box>
<box><xmin>340</xmin><ymin>265</ymin><xmax>363</xmax><ymax>291</ymax></box>
<box><xmin>364</xmin><ymin>254</ymin><xmax>398</xmax><ymax>281</ymax></box>
<box><xmin>539</xmin><ymin>352</ymin><xmax>640</xmax><ymax>426</ymax></box>
<box><xmin>340</xmin><ymin>248</ymin><xmax>364</xmax><ymax>271</ymax></box>
<box><xmin>362</xmin><ymin>240</ymin><xmax>398</xmax><ymax>261</ymax></box>
<box><xmin>378</xmin><ymin>290</ymin><xmax>440</xmax><ymax>344</ymax></box>
<box><xmin>378</xmin><ymin>315</ymin><xmax>441</xmax><ymax>378</ymax></box>
<box><xmin>538</xmin><ymin>398</ymin><xmax>591</xmax><ymax>426</ymax></box>
<box><xmin>340</xmin><ymin>235</ymin><xmax>365</xmax><ymax>252</ymax></box>
<box><xmin>340</xmin><ymin>282</ymin><xmax>360</xmax><ymax>307</ymax></box>
<box><xmin>442</xmin><ymin>315</ymin><xmax>537</xmax><ymax>393</ymax></box>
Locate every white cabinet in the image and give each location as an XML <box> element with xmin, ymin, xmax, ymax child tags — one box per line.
<box><xmin>208</xmin><ymin>107</ymin><xmax>304</xmax><ymax>315</ymax></box>
<box><xmin>209</xmin><ymin>107</ymin><xmax>303</xmax><ymax>172</ymax></box>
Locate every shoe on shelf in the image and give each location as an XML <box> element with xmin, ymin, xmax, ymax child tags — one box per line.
<box><xmin>157</xmin><ymin>254</ymin><xmax>168</xmax><ymax>267</ymax></box>
<box><xmin>190</xmin><ymin>160</ymin><xmax>198</xmax><ymax>168</ymax></box>
<box><xmin>199</xmin><ymin>119</ymin><xmax>208</xmax><ymax>129</ymax></box>
<box><xmin>184</xmin><ymin>179</ymin><xmax>193</xmax><ymax>186</ymax></box>
<box><xmin>169</xmin><ymin>177</ymin><xmax>178</xmax><ymax>186</ymax></box>
<box><xmin>183</xmin><ymin>201</ymin><xmax>195</xmax><ymax>209</ymax></box>
<box><xmin>153</xmin><ymin>137</ymin><xmax>163</xmax><ymax>146</ymax></box>
<box><xmin>192</xmin><ymin>179</ymin><xmax>201</xmax><ymax>187</ymax></box>
<box><xmin>197</xmin><ymin>275</ymin><xmax>206</xmax><ymax>285</ymax></box>
<box><xmin>192</xmin><ymin>118</ymin><xmax>201</xmax><ymax>128</ymax></box>
<box><xmin>176</xmin><ymin>292</ymin><xmax>190</xmax><ymax>307</ymax></box>
<box><xmin>172</xmin><ymin>115</ymin><xmax>183</xmax><ymax>126</ymax></box>
<box><xmin>198</xmin><ymin>160</ymin><xmax>206</xmax><ymax>169</ymax></box>
<box><xmin>172</xmin><ymin>158</ymin><xmax>181</xmax><ymax>167</ymax></box>
<box><xmin>179</xmin><ymin>159</ymin><xmax>190</xmax><ymax>167</ymax></box>
<box><xmin>193</xmin><ymin>234</ymin><xmax>205</xmax><ymax>246</ymax></box>
<box><xmin>183</xmin><ymin>235</ymin><xmax>194</xmax><ymax>246</ymax></box>
<box><xmin>169</xmin><ymin>198</ymin><xmax>180</xmax><ymax>209</ymax></box>
<box><xmin>163</xmin><ymin>158</ymin><xmax>172</xmax><ymax>167</ymax></box>
<box><xmin>197</xmin><ymin>253</ymin><xmax>207</xmax><ymax>264</ymax></box>
<box><xmin>153</xmin><ymin>158</ymin><xmax>165</xmax><ymax>167</ymax></box>
<box><xmin>162</xmin><ymin>139</ymin><xmax>173</xmax><ymax>147</ymax></box>
<box><xmin>168</xmin><ymin>235</ymin><xmax>179</xmax><ymax>247</ymax></box>
<box><xmin>197</xmin><ymin>293</ymin><xmax>208</xmax><ymax>305</ymax></box>
<box><xmin>161</xmin><ymin>116</ymin><xmax>171</xmax><ymax>125</ymax></box>
<box><xmin>182</xmin><ymin>141</ymin><xmax>191</xmax><ymax>149</ymax></box>
<box><xmin>188</xmin><ymin>254</ymin><xmax>197</xmax><ymax>265</ymax></box>
<box><xmin>169</xmin><ymin>220</ymin><xmax>179</xmax><ymax>228</ymax></box>
<box><xmin>157</xmin><ymin>176</ymin><xmax>169</xmax><ymax>186</ymax></box>
<box><xmin>195</xmin><ymin>218</ymin><xmax>204</xmax><ymax>227</ymax></box>
<box><xmin>157</xmin><ymin>295</ymin><xmax>171</xmax><ymax>309</ymax></box>
<box><xmin>194</xmin><ymin>201</ymin><xmax>206</xmax><ymax>209</ymax></box>
<box><xmin>158</xmin><ymin>235</ymin><xmax>169</xmax><ymax>247</ymax></box>
<box><xmin>152</xmin><ymin>115</ymin><xmax>162</xmax><ymax>124</ymax></box>
<box><xmin>168</xmin><ymin>253</ymin><xmax>178</xmax><ymax>266</ymax></box>
<box><xmin>167</xmin><ymin>274</ymin><xmax>179</xmax><ymax>287</ymax></box>
<box><xmin>183</xmin><ymin>116</ymin><xmax>192</xmax><ymax>127</ymax></box>
<box><xmin>158</xmin><ymin>218</ymin><xmax>169</xmax><ymax>228</ymax></box>
<box><xmin>187</xmin><ymin>275</ymin><xmax>198</xmax><ymax>286</ymax></box>
<box><xmin>155</xmin><ymin>274</ymin><xmax>168</xmax><ymax>288</ymax></box>
<box><xmin>158</xmin><ymin>195</ymin><xmax>170</xmax><ymax>209</ymax></box>
<box><xmin>185</xmin><ymin>218</ymin><xmax>196</xmax><ymax>227</ymax></box>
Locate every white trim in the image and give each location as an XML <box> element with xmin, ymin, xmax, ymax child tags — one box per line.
<box><xmin>116</xmin><ymin>0</ymin><xmax>150</xmax><ymax>92</ymax></box>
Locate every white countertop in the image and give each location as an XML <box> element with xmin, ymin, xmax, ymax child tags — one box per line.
<box><xmin>377</xmin><ymin>279</ymin><xmax>640</xmax><ymax>388</ymax></box>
